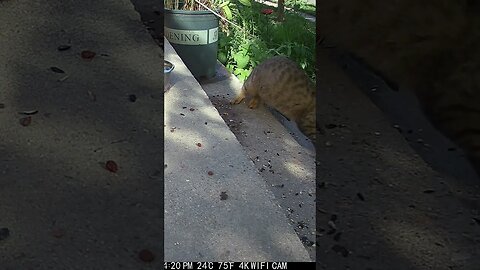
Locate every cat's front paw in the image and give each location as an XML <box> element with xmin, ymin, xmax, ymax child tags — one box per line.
<box><xmin>230</xmin><ymin>95</ymin><xmax>245</xmax><ymax>105</ymax></box>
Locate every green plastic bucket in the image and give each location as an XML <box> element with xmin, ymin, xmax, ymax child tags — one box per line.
<box><xmin>165</xmin><ymin>9</ymin><xmax>219</xmax><ymax>79</ymax></box>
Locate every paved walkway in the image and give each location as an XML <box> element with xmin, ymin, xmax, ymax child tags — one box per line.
<box><xmin>0</xmin><ymin>0</ymin><xmax>163</xmax><ymax>268</ymax></box>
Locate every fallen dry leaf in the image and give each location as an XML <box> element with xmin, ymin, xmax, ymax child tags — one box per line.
<box><xmin>105</xmin><ymin>160</ymin><xmax>118</xmax><ymax>173</ymax></box>
<box><xmin>138</xmin><ymin>249</ymin><xmax>154</xmax><ymax>262</ymax></box>
<box><xmin>52</xmin><ymin>228</ymin><xmax>65</xmax><ymax>238</ymax></box>
<box><xmin>19</xmin><ymin>116</ymin><xmax>31</xmax><ymax>126</ymax></box>
<box><xmin>81</xmin><ymin>50</ymin><xmax>96</xmax><ymax>60</ymax></box>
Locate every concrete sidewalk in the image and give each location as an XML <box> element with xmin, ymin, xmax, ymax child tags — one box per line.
<box><xmin>0</xmin><ymin>0</ymin><xmax>163</xmax><ymax>268</ymax></box>
<box><xmin>164</xmin><ymin>39</ymin><xmax>311</xmax><ymax>262</ymax></box>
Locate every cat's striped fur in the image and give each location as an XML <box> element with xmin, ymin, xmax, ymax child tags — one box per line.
<box><xmin>231</xmin><ymin>56</ymin><xmax>317</xmax><ymax>144</ymax></box>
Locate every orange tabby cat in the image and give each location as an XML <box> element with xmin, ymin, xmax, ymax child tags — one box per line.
<box><xmin>231</xmin><ymin>56</ymin><xmax>317</xmax><ymax>144</ymax></box>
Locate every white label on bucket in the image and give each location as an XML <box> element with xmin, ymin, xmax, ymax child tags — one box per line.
<box><xmin>209</xmin><ymin>27</ymin><xmax>218</xmax><ymax>44</ymax></box>
<box><xmin>165</xmin><ymin>27</ymin><xmax>218</xmax><ymax>45</ymax></box>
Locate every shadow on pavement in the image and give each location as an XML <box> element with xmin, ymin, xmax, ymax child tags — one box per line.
<box><xmin>1</xmin><ymin>0</ymin><xmax>163</xmax><ymax>268</ymax></box>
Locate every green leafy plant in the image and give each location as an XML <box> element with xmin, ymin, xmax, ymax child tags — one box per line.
<box><xmin>164</xmin><ymin>0</ymin><xmax>315</xmax><ymax>83</ymax></box>
<box><xmin>217</xmin><ymin>0</ymin><xmax>315</xmax><ymax>82</ymax></box>
<box><xmin>287</xmin><ymin>0</ymin><xmax>316</xmax><ymax>15</ymax></box>
<box><xmin>272</xmin><ymin>0</ymin><xmax>316</xmax><ymax>16</ymax></box>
